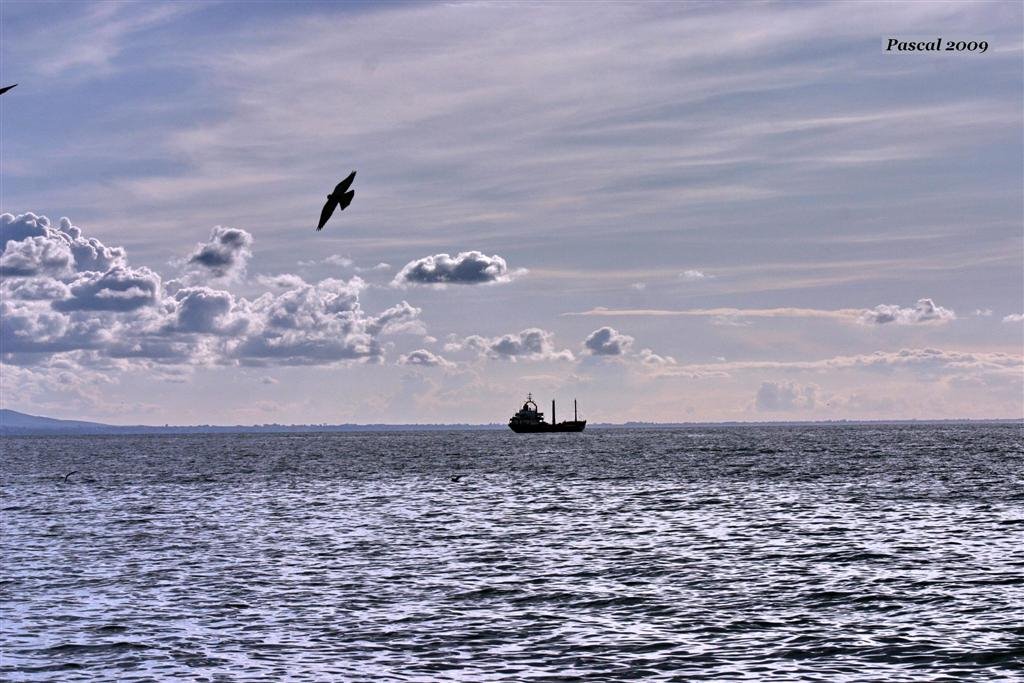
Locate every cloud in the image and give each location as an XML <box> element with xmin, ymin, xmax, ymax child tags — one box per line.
<box><xmin>256</xmin><ymin>273</ymin><xmax>307</xmax><ymax>290</ymax></box>
<box><xmin>367</xmin><ymin>301</ymin><xmax>425</xmax><ymax>336</ymax></box>
<box><xmin>639</xmin><ymin>348</ymin><xmax>676</xmax><ymax>366</ymax></box>
<box><xmin>583</xmin><ymin>326</ymin><xmax>634</xmax><ymax>356</ymax></box>
<box><xmin>1</xmin><ymin>212</ymin><xmax>50</xmax><ymax>247</ymax></box>
<box><xmin>650</xmin><ymin>348</ymin><xmax>1023</xmax><ymax>379</ymax></box>
<box><xmin>566</xmin><ymin>306</ymin><xmax>864</xmax><ymax>320</ymax></box>
<box><xmin>10</xmin><ymin>3</ymin><xmax>1018</xmax><ymax>327</ymax></box>
<box><xmin>230</xmin><ymin>276</ymin><xmax>386</xmax><ymax>366</ymax></box>
<box><xmin>186</xmin><ymin>226</ymin><xmax>253</xmax><ymax>279</ymax></box>
<box><xmin>2</xmin><ymin>276</ymin><xmax>71</xmax><ymax>301</ymax></box>
<box><xmin>72</xmin><ymin>0</ymin><xmax>1018</xmax><ymax>252</ymax></box>
<box><xmin>165</xmin><ymin>286</ymin><xmax>248</xmax><ymax>335</ymax></box>
<box><xmin>1003</xmin><ymin>314</ymin><xmax>1023</xmax><ymax>323</ymax></box>
<box><xmin>679</xmin><ymin>269</ymin><xmax>707</xmax><ymax>281</ymax></box>
<box><xmin>0</xmin><ymin>212</ymin><xmax>422</xmax><ymax>368</ymax></box>
<box><xmin>57</xmin><ymin>218</ymin><xmax>129</xmax><ymax>272</ymax></box>
<box><xmin>16</xmin><ymin>2</ymin><xmax>193</xmax><ymax>79</ymax></box>
<box><xmin>0</xmin><ymin>359</ymin><xmax>120</xmax><ymax>415</ymax></box>
<box><xmin>0</xmin><ymin>235</ymin><xmax>74</xmax><ymax>277</ymax></box>
<box><xmin>52</xmin><ymin>266</ymin><xmax>161</xmax><ymax>312</ymax></box>
<box><xmin>567</xmin><ymin>299</ymin><xmax>957</xmax><ymax>326</ymax></box>
<box><xmin>755</xmin><ymin>381</ymin><xmax>818</xmax><ymax>411</ymax></box>
<box><xmin>398</xmin><ymin>349</ymin><xmax>454</xmax><ymax>368</ymax></box>
<box><xmin>392</xmin><ymin>251</ymin><xmax>523</xmax><ymax>287</ymax></box>
<box><xmin>1</xmin><ymin>298</ymin><xmax>112</xmax><ymax>355</ymax></box>
<box><xmin>447</xmin><ymin>328</ymin><xmax>574</xmax><ymax>362</ymax></box>
<box><xmin>859</xmin><ymin>298</ymin><xmax>955</xmax><ymax>325</ymax></box>
<box><xmin>323</xmin><ymin>254</ymin><xmax>354</xmax><ymax>267</ymax></box>
<box><xmin>0</xmin><ymin>214</ymin><xmax>126</xmax><ymax>277</ymax></box>
<box><xmin>298</xmin><ymin>255</ymin><xmax>391</xmax><ymax>273</ymax></box>
<box><xmin>712</xmin><ymin>315</ymin><xmax>752</xmax><ymax>327</ymax></box>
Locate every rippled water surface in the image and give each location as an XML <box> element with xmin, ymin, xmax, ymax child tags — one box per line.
<box><xmin>2</xmin><ymin>425</ymin><xmax>1023</xmax><ymax>681</ymax></box>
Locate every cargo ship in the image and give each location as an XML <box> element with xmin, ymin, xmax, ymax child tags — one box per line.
<box><xmin>508</xmin><ymin>394</ymin><xmax>586</xmax><ymax>433</ymax></box>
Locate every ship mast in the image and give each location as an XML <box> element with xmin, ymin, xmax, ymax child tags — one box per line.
<box><xmin>552</xmin><ymin>399</ymin><xmax>556</xmax><ymax>425</ymax></box>
<box><xmin>574</xmin><ymin>399</ymin><xmax>578</xmax><ymax>422</ymax></box>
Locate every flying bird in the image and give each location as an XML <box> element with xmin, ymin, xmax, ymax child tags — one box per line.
<box><xmin>316</xmin><ymin>171</ymin><xmax>356</xmax><ymax>231</ymax></box>
<box><xmin>0</xmin><ymin>84</ymin><xmax>17</xmax><ymax>95</ymax></box>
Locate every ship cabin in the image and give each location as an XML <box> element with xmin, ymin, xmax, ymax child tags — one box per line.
<box><xmin>510</xmin><ymin>393</ymin><xmax>546</xmax><ymax>427</ymax></box>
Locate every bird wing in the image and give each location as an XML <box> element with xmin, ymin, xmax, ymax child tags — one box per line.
<box><xmin>333</xmin><ymin>171</ymin><xmax>356</xmax><ymax>196</ymax></box>
<box><xmin>0</xmin><ymin>84</ymin><xmax>17</xmax><ymax>95</ymax></box>
<box><xmin>336</xmin><ymin>190</ymin><xmax>355</xmax><ymax>211</ymax></box>
<box><xmin>316</xmin><ymin>196</ymin><xmax>338</xmax><ymax>231</ymax></box>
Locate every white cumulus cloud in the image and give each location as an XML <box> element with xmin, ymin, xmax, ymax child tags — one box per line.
<box><xmin>679</xmin><ymin>269</ymin><xmax>707</xmax><ymax>281</ymax></box>
<box><xmin>639</xmin><ymin>348</ymin><xmax>677</xmax><ymax>366</ymax></box>
<box><xmin>583</xmin><ymin>326</ymin><xmax>634</xmax><ymax>356</ymax></box>
<box><xmin>186</xmin><ymin>226</ymin><xmax>253</xmax><ymax>280</ymax></box>
<box><xmin>447</xmin><ymin>328</ymin><xmax>574</xmax><ymax>362</ymax></box>
<box><xmin>0</xmin><ymin>212</ymin><xmax>424</xmax><ymax>370</ymax></box>
<box><xmin>392</xmin><ymin>251</ymin><xmax>523</xmax><ymax>287</ymax></box>
<box><xmin>398</xmin><ymin>349</ymin><xmax>454</xmax><ymax>368</ymax></box>
<box><xmin>859</xmin><ymin>298</ymin><xmax>955</xmax><ymax>325</ymax></box>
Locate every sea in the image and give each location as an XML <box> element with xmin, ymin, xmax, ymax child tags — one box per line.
<box><xmin>1</xmin><ymin>424</ymin><xmax>1022</xmax><ymax>681</ymax></box>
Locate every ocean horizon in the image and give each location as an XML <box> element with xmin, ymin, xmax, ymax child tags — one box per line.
<box><xmin>2</xmin><ymin>408</ymin><xmax>1020</xmax><ymax>435</ymax></box>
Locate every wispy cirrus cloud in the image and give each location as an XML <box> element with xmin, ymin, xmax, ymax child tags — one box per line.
<box><xmin>648</xmin><ymin>348</ymin><xmax>1023</xmax><ymax>379</ymax></box>
<box><xmin>566</xmin><ymin>306</ymin><xmax>861</xmax><ymax>319</ymax></box>
<box><xmin>6</xmin><ymin>2</ymin><xmax>195</xmax><ymax>79</ymax></box>
<box><xmin>566</xmin><ymin>300</ymin><xmax>957</xmax><ymax>325</ymax></box>
<box><xmin>24</xmin><ymin>1</ymin><xmax>1016</xmax><ymax>255</ymax></box>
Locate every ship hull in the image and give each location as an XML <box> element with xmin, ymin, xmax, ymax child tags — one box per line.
<box><xmin>509</xmin><ymin>420</ymin><xmax>586</xmax><ymax>433</ymax></box>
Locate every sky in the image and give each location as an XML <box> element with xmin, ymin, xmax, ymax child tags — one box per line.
<box><xmin>0</xmin><ymin>0</ymin><xmax>1021</xmax><ymax>425</ymax></box>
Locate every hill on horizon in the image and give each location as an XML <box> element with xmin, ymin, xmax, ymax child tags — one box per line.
<box><xmin>0</xmin><ymin>409</ymin><xmax>507</xmax><ymax>434</ymax></box>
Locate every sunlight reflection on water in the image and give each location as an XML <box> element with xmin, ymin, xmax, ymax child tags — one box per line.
<box><xmin>2</xmin><ymin>425</ymin><xmax>1022</xmax><ymax>681</ymax></box>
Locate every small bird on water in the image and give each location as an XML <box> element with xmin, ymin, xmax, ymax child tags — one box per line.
<box><xmin>316</xmin><ymin>171</ymin><xmax>356</xmax><ymax>231</ymax></box>
<box><xmin>450</xmin><ymin>475</ymin><xmax>462</xmax><ymax>483</ymax></box>
<box><xmin>63</xmin><ymin>470</ymin><xmax>78</xmax><ymax>482</ymax></box>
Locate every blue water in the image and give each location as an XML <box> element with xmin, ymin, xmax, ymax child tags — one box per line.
<box><xmin>1</xmin><ymin>425</ymin><xmax>1022</xmax><ymax>681</ymax></box>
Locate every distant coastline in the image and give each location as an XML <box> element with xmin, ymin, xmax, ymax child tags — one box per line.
<box><xmin>1</xmin><ymin>409</ymin><xmax>1019</xmax><ymax>436</ymax></box>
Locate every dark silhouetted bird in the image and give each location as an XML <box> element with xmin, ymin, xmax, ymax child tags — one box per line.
<box><xmin>316</xmin><ymin>171</ymin><xmax>356</xmax><ymax>231</ymax></box>
<box><xmin>450</xmin><ymin>475</ymin><xmax>462</xmax><ymax>483</ymax></box>
<box><xmin>0</xmin><ymin>84</ymin><xmax>17</xmax><ymax>95</ymax></box>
